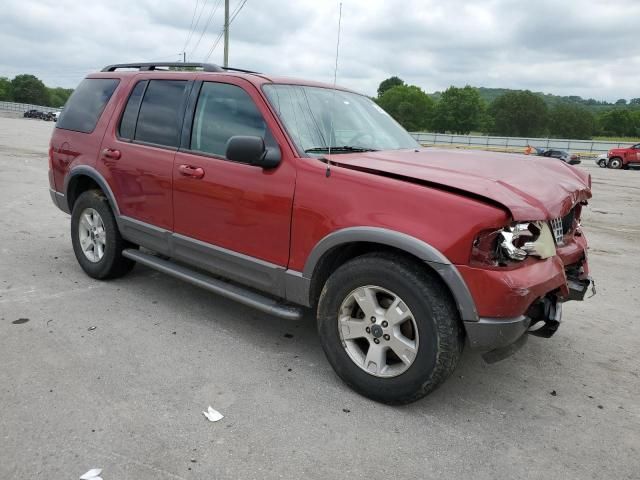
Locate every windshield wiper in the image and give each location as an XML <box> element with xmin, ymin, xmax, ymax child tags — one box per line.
<box><xmin>304</xmin><ymin>146</ymin><xmax>378</xmax><ymax>153</ymax></box>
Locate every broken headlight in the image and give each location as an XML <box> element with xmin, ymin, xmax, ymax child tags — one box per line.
<box><xmin>471</xmin><ymin>221</ymin><xmax>556</xmax><ymax>266</ymax></box>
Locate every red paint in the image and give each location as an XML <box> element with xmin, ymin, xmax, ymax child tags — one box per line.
<box><xmin>49</xmin><ymin>69</ymin><xmax>593</xmax><ymax>319</ymax></box>
<box><xmin>608</xmin><ymin>143</ymin><xmax>640</xmax><ymax>167</ymax></box>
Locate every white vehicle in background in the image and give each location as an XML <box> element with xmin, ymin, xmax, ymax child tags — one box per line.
<box><xmin>595</xmin><ymin>153</ymin><xmax>608</xmax><ymax>168</ymax></box>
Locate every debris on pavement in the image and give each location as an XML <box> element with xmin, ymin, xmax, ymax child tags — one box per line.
<box><xmin>203</xmin><ymin>406</ymin><xmax>224</xmax><ymax>422</ymax></box>
<box><xmin>550</xmin><ymin>390</ymin><xmax>557</xmax><ymax>396</ymax></box>
<box><xmin>80</xmin><ymin>468</ymin><xmax>102</xmax><ymax>479</ymax></box>
<box><xmin>12</xmin><ymin>318</ymin><xmax>29</xmax><ymax>324</ymax></box>
<box><xmin>88</xmin><ymin>326</ymin><xmax>96</xmax><ymax>331</ymax></box>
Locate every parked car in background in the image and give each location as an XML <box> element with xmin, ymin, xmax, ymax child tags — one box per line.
<box><xmin>595</xmin><ymin>154</ymin><xmax>608</xmax><ymax>168</ymax></box>
<box><xmin>607</xmin><ymin>144</ymin><xmax>640</xmax><ymax>169</ymax></box>
<box><xmin>539</xmin><ymin>149</ymin><xmax>581</xmax><ymax>165</ymax></box>
<box><xmin>23</xmin><ymin>109</ymin><xmax>43</xmax><ymax>119</ymax></box>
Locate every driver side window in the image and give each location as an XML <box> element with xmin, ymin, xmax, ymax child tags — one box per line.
<box><xmin>190</xmin><ymin>82</ymin><xmax>271</xmax><ymax>160</ymax></box>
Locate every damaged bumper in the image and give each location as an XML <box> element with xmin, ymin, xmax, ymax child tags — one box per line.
<box><xmin>458</xmin><ymin>233</ymin><xmax>593</xmax><ymax>360</ymax></box>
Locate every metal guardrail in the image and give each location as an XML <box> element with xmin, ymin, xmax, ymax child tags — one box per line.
<box><xmin>410</xmin><ymin>132</ymin><xmax>633</xmax><ymax>156</ymax></box>
<box><xmin>0</xmin><ymin>101</ymin><xmax>62</xmax><ymax>114</ymax></box>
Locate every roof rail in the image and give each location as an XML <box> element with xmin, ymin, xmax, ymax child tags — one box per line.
<box><xmin>100</xmin><ymin>62</ymin><xmax>261</xmax><ymax>74</ymax></box>
<box><xmin>101</xmin><ymin>62</ymin><xmax>224</xmax><ymax>72</ymax></box>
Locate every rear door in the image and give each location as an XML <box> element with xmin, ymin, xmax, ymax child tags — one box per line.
<box><xmin>50</xmin><ymin>77</ymin><xmax>120</xmax><ymax>192</ymax></box>
<box><xmin>99</xmin><ymin>78</ymin><xmax>191</xmax><ymax>241</ymax></box>
<box><xmin>172</xmin><ymin>77</ymin><xmax>296</xmax><ymax>295</ymax></box>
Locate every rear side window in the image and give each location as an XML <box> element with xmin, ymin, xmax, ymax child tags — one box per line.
<box><xmin>134</xmin><ymin>80</ymin><xmax>188</xmax><ymax>148</ymax></box>
<box><xmin>118</xmin><ymin>80</ymin><xmax>147</xmax><ymax>140</ymax></box>
<box><xmin>190</xmin><ymin>82</ymin><xmax>269</xmax><ymax>158</ymax></box>
<box><xmin>57</xmin><ymin>78</ymin><xmax>119</xmax><ymax>133</ymax></box>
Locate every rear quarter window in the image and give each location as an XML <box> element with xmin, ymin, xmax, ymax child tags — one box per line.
<box><xmin>56</xmin><ymin>78</ymin><xmax>119</xmax><ymax>133</ymax></box>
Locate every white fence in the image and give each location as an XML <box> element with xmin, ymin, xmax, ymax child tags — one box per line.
<box><xmin>0</xmin><ymin>101</ymin><xmax>62</xmax><ymax>114</ymax></box>
<box><xmin>411</xmin><ymin>132</ymin><xmax>633</xmax><ymax>156</ymax></box>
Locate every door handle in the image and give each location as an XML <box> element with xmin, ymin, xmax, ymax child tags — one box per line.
<box><xmin>178</xmin><ymin>164</ymin><xmax>205</xmax><ymax>179</ymax></box>
<box><xmin>102</xmin><ymin>148</ymin><xmax>121</xmax><ymax>160</ymax></box>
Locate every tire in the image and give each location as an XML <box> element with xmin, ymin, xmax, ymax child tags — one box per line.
<box><xmin>598</xmin><ymin>159</ymin><xmax>607</xmax><ymax>168</ymax></box>
<box><xmin>317</xmin><ymin>252</ymin><xmax>464</xmax><ymax>404</ymax></box>
<box><xmin>70</xmin><ymin>190</ymin><xmax>136</xmax><ymax>279</ymax></box>
<box><xmin>608</xmin><ymin>157</ymin><xmax>623</xmax><ymax>169</ymax></box>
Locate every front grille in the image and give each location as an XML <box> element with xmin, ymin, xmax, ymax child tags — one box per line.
<box><xmin>550</xmin><ymin>217</ymin><xmax>564</xmax><ymax>245</ymax></box>
<box><xmin>550</xmin><ymin>207</ymin><xmax>576</xmax><ymax>245</ymax></box>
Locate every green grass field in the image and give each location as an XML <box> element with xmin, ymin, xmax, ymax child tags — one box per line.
<box><xmin>592</xmin><ymin>136</ymin><xmax>640</xmax><ymax>143</ymax></box>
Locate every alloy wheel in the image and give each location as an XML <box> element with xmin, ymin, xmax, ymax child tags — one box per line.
<box><xmin>78</xmin><ymin>208</ymin><xmax>106</xmax><ymax>263</ymax></box>
<box><xmin>338</xmin><ymin>285</ymin><xmax>419</xmax><ymax>378</ymax></box>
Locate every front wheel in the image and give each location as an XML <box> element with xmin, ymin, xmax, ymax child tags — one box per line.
<box><xmin>71</xmin><ymin>190</ymin><xmax>136</xmax><ymax>279</ymax></box>
<box><xmin>608</xmin><ymin>157</ymin><xmax>623</xmax><ymax>169</ymax></box>
<box><xmin>598</xmin><ymin>159</ymin><xmax>607</xmax><ymax>168</ymax></box>
<box><xmin>317</xmin><ymin>253</ymin><xmax>463</xmax><ymax>404</ymax></box>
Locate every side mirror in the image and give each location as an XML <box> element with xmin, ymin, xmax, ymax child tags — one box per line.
<box><xmin>225</xmin><ymin>136</ymin><xmax>281</xmax><ymax>169</ymax></box>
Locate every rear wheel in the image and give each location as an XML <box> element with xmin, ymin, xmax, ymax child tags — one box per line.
<box><xmin>71</xmin><ymin>190</ymin><xmax>135</xmax><ymax>279</ymax></box>
<box><xmin>608</xmin><ymin>157</ymin><xmax>623</xmax><ymax>169</ymax></box>
<box><xmin>598</xmin><ymin>159</ymin><xmax>607</xmax><ymax>168</ymax></box>
<box><xmin>317</xmin><ymin>253</ymin><xmax>463</xmax><ymax>404</ymax></box>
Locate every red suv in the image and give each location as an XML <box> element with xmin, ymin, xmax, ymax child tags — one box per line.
<box><xmin>49</xmin><ymin>62</ymin><xmax>594</xmax><ymax>404</ymax></box>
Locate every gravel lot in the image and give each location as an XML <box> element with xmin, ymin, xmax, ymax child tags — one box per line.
<box><xmin>1</xmin><ymin>114</ymin><xmax>638</xmax><ymax>479</ymax></box>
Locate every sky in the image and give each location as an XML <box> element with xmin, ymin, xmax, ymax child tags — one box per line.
<box><xmin>1</xmin><ymin>0</ymin><xmax>639</xmax><ymax>101</ymax></box>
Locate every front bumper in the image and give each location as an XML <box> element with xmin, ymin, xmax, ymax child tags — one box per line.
<box><xmin>458</xmin><ymin>232</ymin><xmax>592</xmax><ymax>356</ymax></box>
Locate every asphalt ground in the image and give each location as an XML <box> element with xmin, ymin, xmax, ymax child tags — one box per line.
<box><xmin>1</xmin><ymin>113</ymin><xmax>638</xmax><ymax>479</ymax></box>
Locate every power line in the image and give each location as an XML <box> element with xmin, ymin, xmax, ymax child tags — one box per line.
<box><xmin>189</xmin><ymin>0</ymin><xmax>224</xmax><ymax>58</ymax></box>
<box><xmin>181</xmin><ymin>0</ymin><xmax>200</xmax><ymax>53</ymax></box>
<box><xmin>229</xmin><ymin>0</ymin><xmax>247</xmax><ymax>24</ymax></box>
<box><xmin>203</xmin><ymin>0</ymin><xmax>248</xmax><ymax>63</ymax></box>
<box><xmin>184</xmin><ymin>0</ymin><xmax>210</xmax><ymax>52</ymax></box>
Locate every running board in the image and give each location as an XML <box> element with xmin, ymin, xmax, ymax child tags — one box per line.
<box><xmin>122</xmin><ymin>249</ymin><xmax>303</xmax><ymax>320</ymax></box>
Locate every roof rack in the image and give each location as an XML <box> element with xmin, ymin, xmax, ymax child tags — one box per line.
<box><xmin>100</xmin><ymin>62</ymin><xmax>260</xmax><ymax>74</ymax></box>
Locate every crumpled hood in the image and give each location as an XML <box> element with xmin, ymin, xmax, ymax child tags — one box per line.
<box><xmin>329</xmin><ymin>148</ymin><xmax>592</xmax><ymax>220</ymax></box>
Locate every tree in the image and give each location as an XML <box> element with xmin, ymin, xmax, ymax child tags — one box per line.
<box><xmin>377</xmin><ymin>76</ymin><xmax>405</xmax><ymax>98</ymax></box>
<box><xmin>489</xmin><ymin>90</ymin><xmax>548</xmax><ymax>137</ymax></box>
<box><xmin>432</xmin><ymin>85</ymin><xmax>485</xmax><ymax>134</ymax></box>
<box><xmin>549</xmin><ymin>104</ymin><xmax>595</xmax><ymax>139</ymax></box>
<box><xmin>0</xmin><ymin>77</ymin><xmax>11</xmax><ymax>101</ymax></box>
<box><xmin>47</xmin><ymin>87</ymin><xmax>74</xmax><ymax>108</ymax></box>
<box><xmin>598</xmin><ymin>109</ymin><xmax>636</xmax><ymax>137</ymax></box>
<box><xmin>376</xmin><ymin>85</ymin><xmax>434</xmax><ymax>132</ymax></box>
<box><xmin>615</xmin><ymin>98</ymin><xmax>627</xmax><ymax>105</ymax></box>
<box><xmin>630</xmin><ymin>98</ymin><xmax>640</xmax><ymax>106</ymax></box>
<box><xmin>11</xmin><ymin>74</ymin><xmax>49</xmax><ymax>105</ymax></box>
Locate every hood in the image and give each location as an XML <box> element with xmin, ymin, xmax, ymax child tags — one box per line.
<box><xmin>328</xmin><ymin>148</ymin><xmax>591</xmax><ymax>220</ymax></box>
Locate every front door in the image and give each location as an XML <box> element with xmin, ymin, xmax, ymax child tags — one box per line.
<box><xmin>172</xmin><ymin>78</ymin><xmax>296</xmax><ymax>295</ymax></box>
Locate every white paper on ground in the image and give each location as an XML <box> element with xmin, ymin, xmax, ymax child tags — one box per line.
<box><xmin>80</xmin><ymin>468</ymin><xmax>102</xmax><ymax>479</ymax></box>
<box><xmin>203</xmin><ymin>406</ymin><xmax>224</xmax><ymax>422</ymax></box>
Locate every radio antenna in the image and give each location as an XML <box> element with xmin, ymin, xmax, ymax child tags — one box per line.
<box><xmin>325</xmin><ymin>2</ymin><xmax>343</xmax><ymax>178</ymax></box>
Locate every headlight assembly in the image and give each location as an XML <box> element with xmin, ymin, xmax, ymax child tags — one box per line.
<box><xmin>472</xmin><ymin>221</ymin><xmax>556</xmax><ymax>266</ymax></box>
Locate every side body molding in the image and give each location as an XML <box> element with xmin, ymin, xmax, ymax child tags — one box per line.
<box><xmin>63</xmin><ymin>165</ymin><xmax>121</xmax><ymax>216</ymax></box>
<box><xmin>294</xmin><ymin>227</ymin><xmax>479</xmax><ymax>322</ymax></box>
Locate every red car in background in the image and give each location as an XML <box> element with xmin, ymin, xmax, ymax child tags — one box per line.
<box><xmin>607</xmin><ymin>143</ymin><xmax>640</xmax><ymax>169</ymax></box>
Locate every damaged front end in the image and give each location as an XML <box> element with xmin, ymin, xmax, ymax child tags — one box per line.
<box><xmin>463</xmin><ymin>201</ymin><xmax>595</xmax><ymax>363</ymax></box>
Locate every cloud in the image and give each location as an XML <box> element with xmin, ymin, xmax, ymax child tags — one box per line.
<box><xmin>0</xmin><ymin>0</ymin><xmax>638</xmax><ymax>101</ymax></box>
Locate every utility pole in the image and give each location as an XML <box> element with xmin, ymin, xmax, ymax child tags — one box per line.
<box><xmin>223</xmin><ymin>0</ymin><xmax>229</xmax><ymax>67</ymax></box>
<box><xmin>183</xmin><ymin>51</ymin><xmax>186</xmax><ymax>63</ymax></box>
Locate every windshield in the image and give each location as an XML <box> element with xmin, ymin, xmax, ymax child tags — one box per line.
<box><xmin>263</xmin><ymin>84</ymin><xmax>419</xmax><ymax>154</ymax></box>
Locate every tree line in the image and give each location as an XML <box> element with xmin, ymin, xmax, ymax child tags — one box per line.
<box><xmin>0</xmin><ymin>74</ymin><xmax>73</xmax><ymax>108</ymax></box>
<box><xmin>375</xmin><ymin>77</ymin><xmax>640</xmax><ymax>139</ymax></box>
